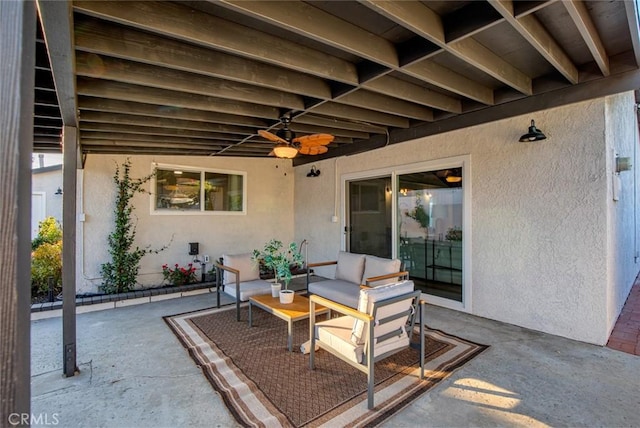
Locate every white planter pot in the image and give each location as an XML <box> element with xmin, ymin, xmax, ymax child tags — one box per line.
<box><xmin>271</xmin><ymin>283</ymin><xmax>281</xmax><ymax>298</ymax></box>
<box><xmin>279</xmin><ymin>289</ymin><xmax>294</xmax><ymax>304</ymax></box>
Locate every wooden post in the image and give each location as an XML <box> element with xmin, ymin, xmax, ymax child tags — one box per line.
<box><xmin>0</xmin><ymin>0</ymin><xmax>36</xmax><ymax>421</ymax></box>
<box><xmin>62</xmin><ymin>125</ymin><xmax>78</xmax><ymax>377</ymax></box>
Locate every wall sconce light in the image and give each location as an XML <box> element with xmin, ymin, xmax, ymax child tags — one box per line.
<box><xmin>306</xmin><ymin>165</ymin><xmax>321</xmax><ymax>177</ymax></box>
<box><xmin>519</xmin><ymin>119</ymin><xmax>547</xmax><ymax>142</ymax></box>
<box><xmin>54</xmin><ymin>187</ymin><xmax>63</xmax><ymax>195</ymax></box>
<box><xmin>616</xmin><ymin>156</ymin><xmax>632</xmax><ymax>173</ymax></box>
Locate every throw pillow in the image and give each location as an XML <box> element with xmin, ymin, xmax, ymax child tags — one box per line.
<box><xmin>334</xmin><ymin>251</ymin><xmax>366</xmax><ymax>284</ymax></box>
<box><xmin>362</xmin><ymin>255</ymin><xmax>401</xmax><ymax>286</ymax></box>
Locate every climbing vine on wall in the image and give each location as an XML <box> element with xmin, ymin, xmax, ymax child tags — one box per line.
<box><xmin>100</xmin><ymin>159</ymin><xmax>170</xmax><ymax>294</ymax></box>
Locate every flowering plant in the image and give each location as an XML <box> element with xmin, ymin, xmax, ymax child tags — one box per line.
<box><xmin>162</xmin><ymin>263</ymin><xmax>197</xmax><ymax>286</ymax></box>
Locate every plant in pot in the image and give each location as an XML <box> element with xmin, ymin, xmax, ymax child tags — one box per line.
<box><xmin>252</xmin><ymin>239</ymin><xmax>304</xmax><ymax>304</ymax></box>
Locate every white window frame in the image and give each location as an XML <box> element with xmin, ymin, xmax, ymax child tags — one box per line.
<box><xmin>150</xmin><ymin>163</ymin><xmax>247</xmax><ymax>216</ymax></box>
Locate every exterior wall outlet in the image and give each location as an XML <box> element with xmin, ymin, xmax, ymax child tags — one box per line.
<box><xmin>204</xmin><ymin>255</ymin><xmax>210</xmax><ymax>263</ymax></box>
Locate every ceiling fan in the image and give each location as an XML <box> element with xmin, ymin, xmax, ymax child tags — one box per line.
<box><xmin>257</xmin><ymin>116</ymin><xmax>334</xmax><ymax>158</ymax></box>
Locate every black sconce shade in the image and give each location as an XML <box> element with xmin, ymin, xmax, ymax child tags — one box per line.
<box><xmin>519</xmin><ymin>120</ymin><xmax>546</xmax><ymax>142</ymax></box>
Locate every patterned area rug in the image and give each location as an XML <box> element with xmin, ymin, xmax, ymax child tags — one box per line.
<box><xmin>164</xmin><ymin>304</ymin><xmax>488</xmax><ymax>427</ymax></box>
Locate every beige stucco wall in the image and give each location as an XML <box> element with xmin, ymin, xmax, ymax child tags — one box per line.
<box><xmin>605</xmin><ymin>92</ymin><xmax>639</xmax><ymax>340</ymax></box>
<box><xmin>77</xmin><ymin>155</ymin><xmax>295</xmax><ymax>293</ymax></box>
<box><xmin>294</xmin><ymin>94</ymin><xmax>639</xmax><ymax>345</ymax></box>
<box><xmin>75</xmin><ymin>94</ymin><xmax>639</xmax><ymax>345</ymax></box>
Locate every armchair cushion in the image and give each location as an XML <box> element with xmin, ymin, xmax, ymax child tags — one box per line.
<box><xmin>222</xmin><ymin>253</ymin><xmax>260</xmax><ymax>285</ymax></box>
<box><xmin>362</xmin><ymin>255</ymin><xmax>402</xmax><ymax>285</ymax></box>
<box><xmin>224</xmin><ymin>278</ymin><xmax>274</xmax><ymax>301</ymax></box>
<box><xmin>334</xmin><ymin>251</ymin><xmax>366</xmax><ymax>284</ymax></box>
<box><xmin>351</xmin><ymin>280</ymin><xmax>415</xmax><ymax>345</ymax></box>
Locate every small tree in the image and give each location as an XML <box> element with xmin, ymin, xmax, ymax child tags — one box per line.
<box><xmin>100</xmin><ymin>159</ymin><xmax>169</xmax><ymax>294</ymax></box>
<box><xmin>31</xmin><ymin>217</ymin><xmax>63</xmax><ymax>296</ymax></box>
<box><xmin>31</xmin><ymin>216</ymin><xmax>62</xmax><ymax>250</ymax></box>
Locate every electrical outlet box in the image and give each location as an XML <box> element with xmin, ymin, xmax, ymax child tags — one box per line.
<box><xmin>204</xmin><ymin>255</ymin><xmax>210</xmax><ymax>263</ymax></box>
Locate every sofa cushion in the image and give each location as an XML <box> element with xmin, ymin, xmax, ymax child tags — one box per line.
<box><xmin>362</xmin><ymin>255</ymin><xmax>402</xmax><ymax>285</ymax></box>
<box><xmin>351</xmin><ymin>280</ymin><xmax>415</xmax><ymax>345</ymax></box>
<box><xmin>334</xmin><ymin>251</ymin><xmax>366</xmax><ymax>284</ymax></box>
<box><xmin>308</xmin><ymin>279</ymin><xmax>361</xmax><ymax>309</ymax></box>
<box><xmin>222</xmin><ymin>253</ymin><xmax>260</xmax><ymax>285</ymax></box>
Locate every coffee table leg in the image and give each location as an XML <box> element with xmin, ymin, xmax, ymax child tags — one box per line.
<box><xmin>248</xmin><ymin>302</ymin><xmax>253</xmax><ymax>327</ymax></box>
<box><xmin>287</xmin><ymin>320</ymin><xmax>293</xmax><ymax>352</ymax></box>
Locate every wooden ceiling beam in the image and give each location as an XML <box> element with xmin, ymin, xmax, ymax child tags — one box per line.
<box><xmin>361</xmin><ymin>0</ymin><xmax>531</xmax><ymax>95</ymax></box>
<box><xmin>563</xmin><ymin>1</ymin><xmax>609</xmax><ymax>77</ymax></box>
<box><xmin>311</xmin><ymin>103</ymin><xmax>409</xmax><ymax>128</ymax></box>
<box><xmin>75</xmin><ymin>52</ymin><xmax>305</xmax><ymax>110</ymax></box>
<box><xmin>80</xmin><ymin>132</ymin><xmax>237</xmax><ymax>146</ymax></box>
<box><xmin>402</xmin><ymin>60</ymin><xmax>494</xmax><ymax>105</ymax></box>
<box><xmin>73</xmin><ymin>1</ymin><xmax>358</xmax><ymax>84</ymax></box>
<box><xmin>79</xmin><ymin>111</ymin><xmax>257</xmax><ymax>135</ymax></box>
<box><xmin>77</xmin><ymin>78</ymin><xmax>281</xmax><ymax>120</ymax></box>
<box><xmin>78</xmin><ymin>97</ymin><xmax>268</xmax><ymax>128</ymax></box>
<box><xmin>80</xmin><ymin>122</ymin><xmax>243</xmax><ymax>140</ymax></box>
<box><xmin>74</xmin><ymin>18</ymin><xmax>332</xmax><ymax>100</ymax></box>
<box><xmin>293</xmin><ymin>114</ymin><xmax>387</xmax><ymax>134</ymax></box>
<box><xmin>336</xmin><ymin>89</ymin><xmax>433</xmax><ymax>121</ymax></box>
<box><xmin>36</xmin><ymin>0</ymin><xmax>77</xmax><ymax>126</ymax></box>
<box><xmin>488</xmin><ymin>0</ymin><xmax>579</xmax><ymax>84</ymax></box>
<box><xmin>362</xmin><ymin>75</ymin><xmax>462</xmax><ymax>114</ymax></box>
<box><xmin>624</xmin><ymin>0</ymin><xmax>640</xmax><ymax>68</ymax></box>
<box><xmin>216</xmin><ymin>0</ymin><xmax>398</xmax><ymax>67</ymax></box>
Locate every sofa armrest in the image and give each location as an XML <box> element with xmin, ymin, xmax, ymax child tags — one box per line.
<box><xmin>307</xmin><ymin>260</ymin><xmax>338</xmax><ymax>268</ymax></box>
<box><xmin>364</xmin><ymin>270</ymin><xmax>409</xmax><ymax>287</ymax></box>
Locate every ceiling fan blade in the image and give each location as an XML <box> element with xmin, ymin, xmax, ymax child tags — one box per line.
<box><xmin>258</xmin><ymin>129</ymin><xmax>287</xmax><ymax>144</ymax></box>
<box><xmin>298</xmin><ymin>145</ymin><xmax>328</xmax><ymax>155</ymax></box>
<box><xmin>293</xmin><ymin>133</ymin><xmax>334</xmax><ymax>147</ymax></box>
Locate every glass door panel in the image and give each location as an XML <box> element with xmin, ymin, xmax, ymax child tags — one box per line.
<box><xmin>346</xmin><ymin>176</ymin><xmax>392</xmax><ymax>258</ymax></box>
<box><xmin>398</xmin><ymin>168</ymin><xmax>463</xmax><ymax>301</ymax></box>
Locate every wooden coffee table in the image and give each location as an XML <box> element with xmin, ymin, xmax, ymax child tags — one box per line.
<box><xmin>248</xmin><ymin>293</ymin><xmax>329</xmax><ymax>352</ymax></box>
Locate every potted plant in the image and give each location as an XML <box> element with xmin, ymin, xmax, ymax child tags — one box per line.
<box><xmin>252</xmin><ymin>239</ymin><xmax>304</xmax><ymax>303</ymax></box>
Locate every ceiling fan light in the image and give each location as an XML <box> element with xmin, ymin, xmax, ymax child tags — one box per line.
<box><xmin>273</xmin><ymin>144</ymin><xmax>298</xmax><ymax>159</ymax></box>
<box><xmin>445</xmin><ymin>175</ymin><xmax>462</xmax><ymax>183</ymax></box>
<box><xmin>519</xmin><ymin>119</ymin><xmax>546</xmax><ymax>142</ymax></box>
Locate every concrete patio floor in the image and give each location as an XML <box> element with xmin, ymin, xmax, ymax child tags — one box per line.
<box><xmin>31</xmin><ymin>291</ymin><xmax>640</xmax><ymax>427</ymax></box>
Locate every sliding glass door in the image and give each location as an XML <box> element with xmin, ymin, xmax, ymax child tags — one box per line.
<box><xmin>344</xmin><ymin>158</ymin><xmax>469</xmax><ymax>308</ymax></box>
<box><xmin>397</xmin><ymin>168</ymin><xmax>463</xmax><ymax>302</ymax></box>
<box><xmin>346</xmin><ymin>176</ymin><xmax>392</xmax><ymax>258</ymax></box>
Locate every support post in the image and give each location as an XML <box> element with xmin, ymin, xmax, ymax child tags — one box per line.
<box><xmin>0</xmin><ymin>0</ymin><xmax>35</xmax><ymax>420</ymax></box>
<box><xmin>62</xmin><ymin>125</ymin><xmax>78</xmax><ymax>377</ymax></box>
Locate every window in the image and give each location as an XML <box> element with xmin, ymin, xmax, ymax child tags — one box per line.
<box><xmin>153</xmin><ymin>164</ymin><xmax>245</xmax><ymax>214</ymax></box>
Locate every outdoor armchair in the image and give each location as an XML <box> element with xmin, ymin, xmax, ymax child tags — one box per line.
<box><xmin>215</xmin><ymin>253</ymin><xmax>273</xmax><ymax>321</ymax></box>
<box><xmin>309</xmin><ymin>280</ymin><xmax>425</xmax><ymax>409</ymax></box>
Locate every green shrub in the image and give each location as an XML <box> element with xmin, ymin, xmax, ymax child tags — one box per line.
<box><xmin>31</xmin><ymin>241</ymin><xmax>62</xmax><ymax>295</ymax></box>
<box><xmin>32</xmin><ymin>217</ymin><xmax>62</xmax><ymax>250</ymax></box>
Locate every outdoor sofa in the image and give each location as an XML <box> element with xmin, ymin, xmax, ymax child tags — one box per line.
<box><xmin>305</xmin><ymin>251</ymin><xmax>408</xmax><ymax>308</ymax></box>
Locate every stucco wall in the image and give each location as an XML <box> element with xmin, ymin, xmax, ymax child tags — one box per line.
<box><xmin>605</xmin><ymin>92</ymin><xmax>640</xmax><ymax>341</ymax></box>
<box><xmin>77</xmin><ymin>155</ymin><xmax>295</xmax><ymax>293</ymax></box>
<box><xmin>294</xmin><ymin>96</ymin><xmax>638</xmax><ymax>344</ymax></box>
